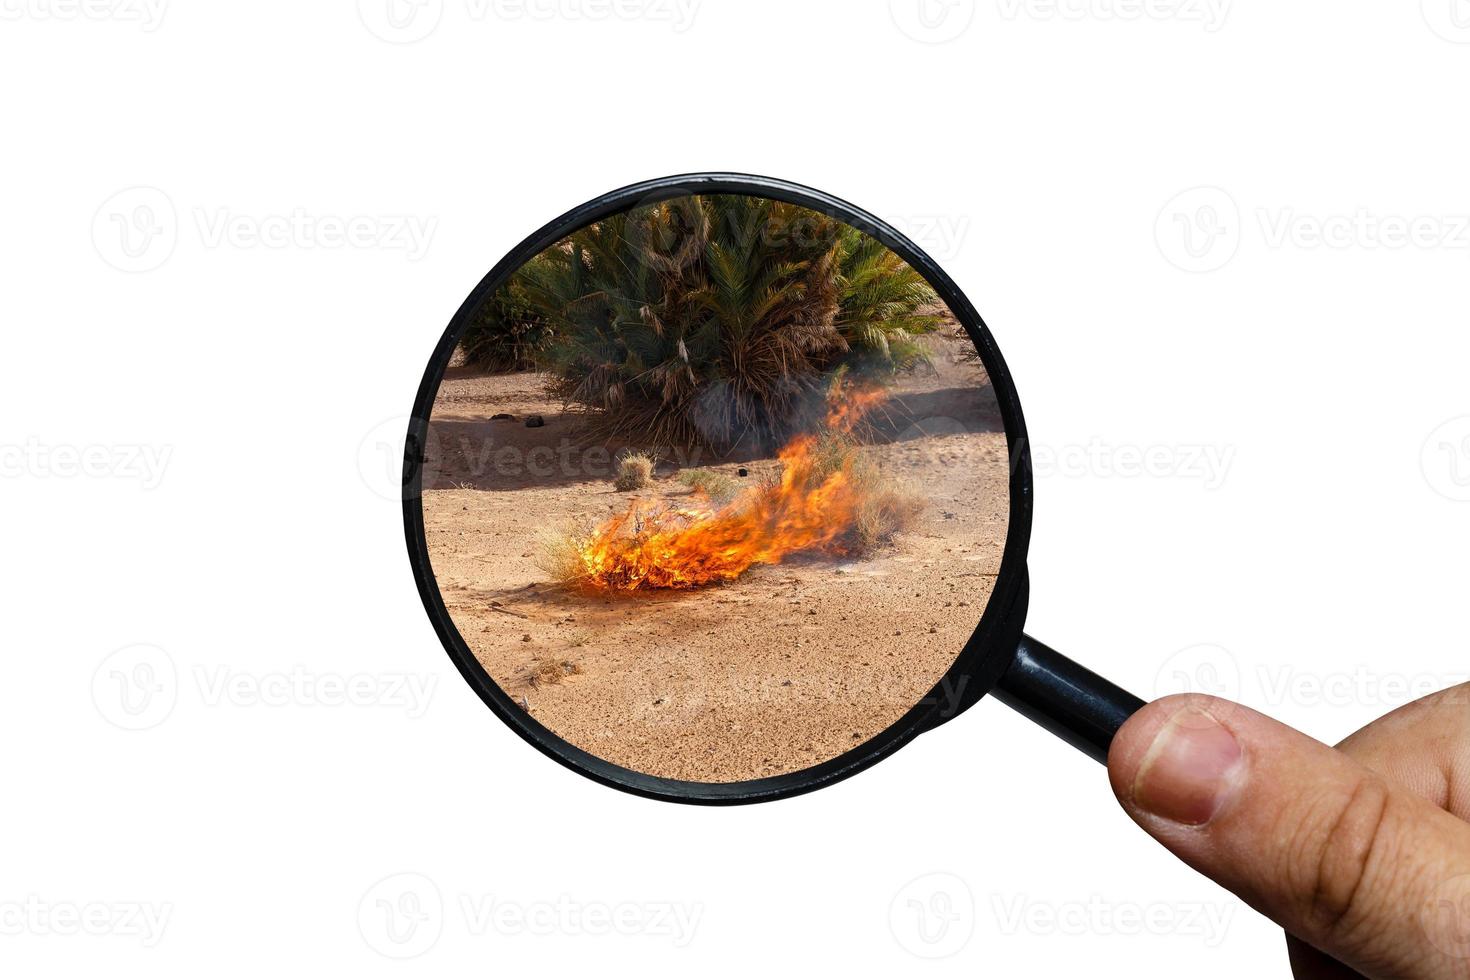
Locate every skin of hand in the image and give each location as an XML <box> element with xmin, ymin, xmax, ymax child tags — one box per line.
<box><xmin>1107</xmin><ymin>685</ymin><xmax>1470</xmax><ymax>979</ymax></box>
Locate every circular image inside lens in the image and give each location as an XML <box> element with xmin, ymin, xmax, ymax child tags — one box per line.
<box><xmin>420</xmin><ymin>193</ymin><xmax>1010</xmax><ymax>782</ymax></box>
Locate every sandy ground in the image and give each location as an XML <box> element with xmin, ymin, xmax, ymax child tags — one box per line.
<box><xmin>422</xmin><ymin>334</ymin><xmax>1010</xmax><ymax>783</ymax></box>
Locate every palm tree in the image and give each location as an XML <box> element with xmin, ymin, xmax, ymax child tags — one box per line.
<box><xmin>464</xmin><ymin>195</ymin><xmax>942</xmax><ymax>451</ymax></box>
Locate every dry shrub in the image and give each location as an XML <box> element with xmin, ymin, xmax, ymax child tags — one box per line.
<box><xmin>613</xmin><ymin>452</ymin><xmax>655</xmax><ymax>491</ymax></box>
<box><xmin>676</xmin><ymin>467</ymin><xmax>741</xmax><ymax>504</ymax></box>
<box><xmin>810</xmin><ymin>433</ymin><xmax>921</xmax><ymax>555</ymax></box>
<box><xmin>534</xmin><ymin>524</ymin><xmax>587</xmax><ymax>585</ymax></box>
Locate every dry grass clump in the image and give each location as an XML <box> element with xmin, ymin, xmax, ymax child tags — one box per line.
<box><xmin>676</xmin><ymin>467</ymin><xmax>741</xmax><ymax>504</ymax></box>
<box><xmin>809</xmin><ymin>433</ymin><xmax>922</xmax><ymax>554</ymax></box>
<box><xmin>527</xmin><ymin>657</ymin><xmax>582</xmax><ymax>688</ymax></box>
<box><xmin>613</xmin><ymin>452</ymin><xmax>655</xmax><ymax>491</ymax></box>
<box><xmin>535</xmin><ymin>524</ymin><xmax>587</xmax><ymax>584</ymax></box>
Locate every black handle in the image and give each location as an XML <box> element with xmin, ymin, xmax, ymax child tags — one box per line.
<box><xmin>990</xmin><ymin>634</ymin><xmax>1146</xmax><ymax>764</ymax></box>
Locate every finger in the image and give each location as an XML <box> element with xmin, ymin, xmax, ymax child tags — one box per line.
<box><xmin>1334</xmin><ymin>684</ymin><xmax>1470</xmax><ymax>816</ymax></box>
<box><xmin>1109</xmin><ymin>694</ymin><xmax>1470</xmax><ymax>979</ymax></box>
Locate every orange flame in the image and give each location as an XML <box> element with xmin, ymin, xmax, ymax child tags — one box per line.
<box><xmin>569</xmin><ymin>390</ymin><xmax>891</xmax><ymax>591</ymax></box>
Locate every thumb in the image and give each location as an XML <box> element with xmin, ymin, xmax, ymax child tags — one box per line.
<box><xmin>1108</xmin><ymin>694</ymin><xmax>1470</xmax><ymax>979</ymax></box>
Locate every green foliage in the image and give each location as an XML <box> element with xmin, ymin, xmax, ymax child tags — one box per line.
<box><xmin>472</xmin><ymin>195</ymin><xmax>942</xmax><ymax>449</ymax></box>
<box><xmin>457</xmin><ymin>270</ymin><xmax>556</xmax><ymax>372</ymax></box>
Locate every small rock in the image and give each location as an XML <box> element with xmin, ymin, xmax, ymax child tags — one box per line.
<box><xmin>491</xmin><ymin>413</ymin><xmax>515</xmax><ymax>421</ymax></box>
<box><xmin>737</xmin><ymin>467</ymin><xmax>748</xmax><ymax>477</ymax></box>
<box><xmin>521</xmin><ymin>633</ymin><xmax>532</xmax><ymax>642</ymax></box>
<box><xmin>524</xmin><ymin>415</ymin><xmax>545</xmax><ymax>428</ymax></box>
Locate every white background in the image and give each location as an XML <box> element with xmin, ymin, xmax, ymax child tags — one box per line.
<box><xmin>3</xmin><ymin>0</ymin><xmax>1469</xmax><ymax>975</ymax></box>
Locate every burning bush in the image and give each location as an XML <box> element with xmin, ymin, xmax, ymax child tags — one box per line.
<box><xmin>538</xmin><ymin>391</ymin><xmax>919</xmax><ymax>592</ymax></box>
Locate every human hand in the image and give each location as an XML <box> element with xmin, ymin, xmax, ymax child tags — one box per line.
<box><xmin>1109</xmin><ymin>686</ymin><xmax>1470</xmax><ymax>978</ymax></box>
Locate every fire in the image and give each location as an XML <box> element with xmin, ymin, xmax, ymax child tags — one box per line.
<box><xmin>567</xmin><ymin>390</ymin><xmax>897</xmax><ymax>592</ymax></box>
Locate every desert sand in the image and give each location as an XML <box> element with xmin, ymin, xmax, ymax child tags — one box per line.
<box><xmin>421</xmin><ymin>333</ymin><xmax>1010</xmax><ymax>783</ymax></box>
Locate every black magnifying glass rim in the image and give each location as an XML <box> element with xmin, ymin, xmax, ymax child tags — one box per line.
<box><xmin>402</xmin><ymin>172</ymin><xmax>1034</xmax><ymax>805</ymax></box>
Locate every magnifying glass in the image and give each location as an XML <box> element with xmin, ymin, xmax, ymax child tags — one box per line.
<box><xmin>403</xmin><ymin>173</ymin><xmax>1145</xmax><ymax>804</ymax></box>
